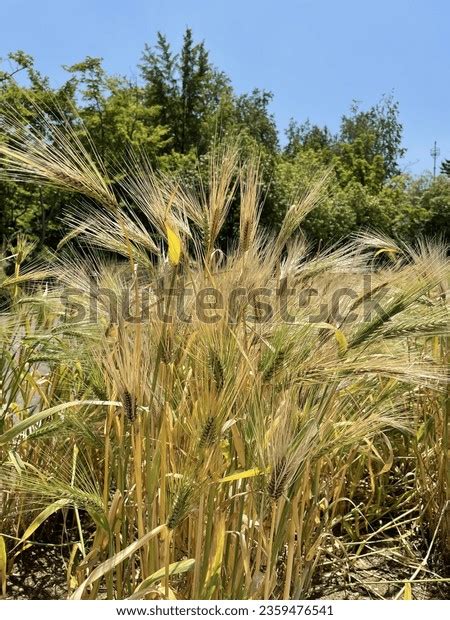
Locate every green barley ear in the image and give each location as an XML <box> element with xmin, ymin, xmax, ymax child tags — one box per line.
<box><xmin>167</xmin><ymin>482</ymin><xmax>192</xmax><ymax>530</ymax></box>
<box><xmin>259</xmin><ymin>348</ymin><xmax>285</xmax><ymax>382</ymax></box>
<box><xmin>208</xmin><ymin>348</ymin><xmax>224</xmax><ymax>391</ymax></box>
<box><xmin>89</xmin><ymin>366</ymin><xmax>108</xmax><ymax>401</ymax></box>
<box><xmin>27</xmin><ymin>354</ymin><xmax>61</xmax><ymax>364</ymax></box>
<box><xmin>122</xmin><ymin>390</ymin><xmax>136</xmax><ymax>421</ymax></box>
<box><xmin>199</xmin><ymin>416</ymin><xmax>217</xmax><ymax>449</ymax></box>
<box><xmin>267</xmin><ymin>456</ymin><xmax>289</xmax><ymax>502</ymax></box>
<box><xmin>91</xmin><ymin>383</ymin><xmax>108</xmax><ymax>402</ymax></box>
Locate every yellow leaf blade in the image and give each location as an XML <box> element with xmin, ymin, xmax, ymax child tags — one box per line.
<box><xmin>0</xmin><ymin>535</ymin><xmax>7</xmax><ymax>596</ymax></box>
<box><xmin>334</xmin><ymin>329</ymin><xmax>348</xmax><ymax>355</ymax></box>
<box><xmin>165</xmin><ymin>223</ymin><xmax>182</xmax><ymax>266</ymax></box>
<box><xmin>202</xmin><ymin>514</ymin><xmax>226</xmax><ymax>598</ymax></box>
<box><xmin>219</xmin><ymin>467</ymin><xmax>266</xmax><ymax>483</ymax></box>
<box><xmin>404</xmin><ymin>581</ymin><xmax>412</xmax><ymax>599</ymax></box>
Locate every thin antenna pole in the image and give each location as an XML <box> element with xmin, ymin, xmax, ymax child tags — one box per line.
<box><xmin>430</xmin><ymin>141</ymin><xmax>440</xmax><ymax>179</ymax></box>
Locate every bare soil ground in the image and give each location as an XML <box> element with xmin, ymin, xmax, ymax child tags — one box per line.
<box><xmin>5</xmin><ymin>539</ymin><xmax>448</xmax><ymax>600</ymax></box>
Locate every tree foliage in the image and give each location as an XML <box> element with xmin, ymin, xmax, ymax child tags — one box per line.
<box><xmin>0</xmin><ymin>32</ymin><xmax>448</xmax><ymax>252</ymax></box>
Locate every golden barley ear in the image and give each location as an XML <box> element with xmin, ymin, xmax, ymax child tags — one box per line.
<box><xmin>238</xmin><ymin>156</ymin><xmax>262</xmax><ymax>255</ymax></box>
<box><xmin>0</xmin><ymin>101</ymin><xmax>118</xmax><ymax>210</ymax></box>
<box><xmin>274</xmin><ymin>169</ymin><xmax>332</xmax><ymax>255</ymax></box>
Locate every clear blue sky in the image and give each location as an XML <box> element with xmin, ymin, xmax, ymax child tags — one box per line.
<box><xmin>1</xmin><ymin>0</ymin><xmax>449</xmax><ymax>174</ymax></box>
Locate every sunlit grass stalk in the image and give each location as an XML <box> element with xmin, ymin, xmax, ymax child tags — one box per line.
<box><xmin>264</xmin><ymin>501</ymin><xmax>278</xmax><ymax>599</ymax></box>
<box><xmin>283</xmin><ymin>492</ymin><xmax>299</xmax><ymax>599</ymax></box>
<box><xmin>192</xmin><ymin>493</ymin><xmax>205</xmax><ymax>598</ymax></box>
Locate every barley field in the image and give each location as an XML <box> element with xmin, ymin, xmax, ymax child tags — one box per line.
<box><xmin>0</xmin><ymin>108</ymin><xmax>448</xmax><ymax>600</ymax></box>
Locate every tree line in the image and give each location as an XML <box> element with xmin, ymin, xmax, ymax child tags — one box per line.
<box><xmin>1</xmin><ymin>28</ymin><xmax>449</xmax><ymax>252</ymax></box>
